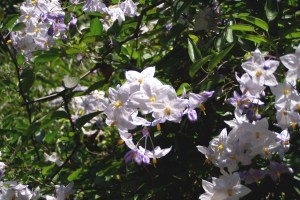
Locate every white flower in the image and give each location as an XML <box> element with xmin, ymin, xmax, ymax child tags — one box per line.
<box><xmin>280</xmin><ymin>45</ymin><xmax>300</xmax><ymax>85</ymax></box>
<box><xmin>55</xmin><ymin>182</ymin><xmax>74</xmax><ymax>200</ymax></box>
<box><xmin>235</xmin><ymin>73</ymin><xmax>265</xmax><ymax>97</ymax></box>
<box><xmin>44</xmin><ymin>152</ymin><xmax>63</xmax><ymax>166</ymax></box>
<box><xmin>151</xmin><ymin>86</ymin><xmax>188</xmax><ymax>123</ymax></box>
<box><xmin>242</xmin><ymin>49</ymin><xmax>279</xmax><ymax>86</ymax></box>
<box><xmin>276</xmin><ymin>107</ymin><xmax>299</xmax><ymax>129</ymax></box>
<box><xmin>270</xmin><ymin>80</ymin><xmax>298</xmax><ymax>103</ymax></box>
<box><xmin>82</xmin><ymin>0</ymin><xmax>108</xmax><ymax>13</ymax></box>
<box><xmin>125</xmin><ymin>66</ymin><xmax>156</xmax><ymax>85</ymax></box>
<box><xmin>142</xmin><ymin>146</ymin><xmax>172</xmax><ymax>159</ymax></box>
<box><xmin>199</xmin><ymin>172</ymin><xmax>251</xmax><ymax>200</ymax></box>
<box><xmin>128</xmin><ymin>77</ymin><xmax>163</xmax><ymax>114</ymax></box>
<box><xmin>120</xmin><ymin>0</ymin><xmax>139</xmax><ymax>17</ymax></box>
<box><xmin>107</xmin><ymin>6</ymin><xmax>126</xmax><ymax>25</ymax></box>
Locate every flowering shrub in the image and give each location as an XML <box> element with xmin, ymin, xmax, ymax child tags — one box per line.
<box><xmin>0</xmin><ymin>0</ymin><xmax>300</xmax><ymax>199</ymax></box>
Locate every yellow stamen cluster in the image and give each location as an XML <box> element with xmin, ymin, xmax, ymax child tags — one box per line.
<box><xmin>6</xmin><ymin>40</ymin><xmax>12</xmax><ymax>44</ymax></box>
<box><xmin>227</xmin><ymin>189</ymin><xmax>233</xmax><ymax>197</ymax></box>
<box><xmin>152</xmin><ymin>157</ymin><xmax>157</xmax><ymax>165</ymax></box>
<box><xmin>150</xmin><ymin>96</ymin><xmax>156</xmax><ymax>102</ymax></box>
<box><xmin>256</xmin><ymin>70</ymin><xmax>262</xmax><ymax>77</ymax></box>
<box><xmin>218</xmin><ymin>144</ymin><xmax>223</xmax><ymax>151</ymax></box>
<box><xmin>263</xmin><ymin>148</ymin><xmax>270</xmax><ymax>156</ymax></box>
<box><xmin>114</xmin><ymin>100</ymin><xmax>122</xmax><ymax>108</ymax></box>
<box><xmin>165</xmin><ymin>107</ymin><xmax>171</xmax><ymax>115</ymax></box>
<box><xmin>297</xmin><ymin>104</ymin><xmax>300</xmax><ymax>112</ymax></box>
<box><xmin>275</xmin><ymin>170</ymin><xmax>281</xmax><ymax>178</ymax></box>
<box><xmin>138</xmin><ymin>78</ymin><xmax>143</xmax><ymax>84</ymax></box>
<box><xmin>117</xmin><ymin>139</ymin><xmax>124</xmax><ymax>145</ymax></box>
<box><xmin>230</xmin><ymin>155</ymin><xmax>236</xmax><ymax>160</ymax></box>
<box><xmin>199</xmin><ymin>103</ymin><xmax>206</xmax><ymax>115</ymax></box>
<box><xmin>292</xmin><ymin>122</ymin><xmax>297</xmax><ymax>130</ymax></box>
<box><xmin>256</xmin><ymin>132</ymin><xmax>260</xmax><ymax>139</ymax></box>
<box><xmin>156</xmin><ymin>124</ymin><xmax>161</xmax><ymax>131</ymax></box>
<box><xmin>283</xmin><ymin>141</ymin><xmax>289</xmax><ymax>146</ymax></box>
<box><xmin>283</xmin><ymin>89</ymin><xmax>290</xmax><ymax>96</ymax></box>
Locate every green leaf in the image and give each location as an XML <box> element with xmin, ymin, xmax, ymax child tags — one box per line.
<box><xmin>68</xmin><ymin>168</ymin><xmax>82</xmax><ymax>181</ymax></box>
<box><xmin>2</xmin><ymin>14</ymin><xmax>19</xmax><ymax>30</ymax></box>
<box><xmin>189</xmin><ymin>55</ymin><xmax>213</xmax><ymax>77</ymax></box>
<box><xmin>238</xmin><ymin>34</ymin><xmax>267</xmax><ymax>43</ymax></box>
<box><xmin>229</xmin><ymin>24</ymin><xmax>256</xmax><ymax>32</ymax></box>
<box><xmin>264</xmin><ymin>0</ymin><xmax>278</xmax><ymax>21</ymax></box>
<box><xmin>75</xmin><ymin>111</ymin><xmax>101</xmax><ymax>128</ymax></box>
<box><xmin>174</xmin><ymin>0</ymin><xmax>193</xmax><ymax>21</ymax></box>
<box><xmin>283</xmin><ymin>32</ymin><xmax>300</xmax><ymax>39</ymax></box>
<box><xmin>208</xmin><ymin>44</ymin><xmax>234</xmax><ymax>71</ymax></box>
<box><xmin>66</xmin><ymin>48</ymin><xmax>82</xmax><ymax>54</ymax></box>
<box><xmin>87</xmin><ymin>17</ymin><xmax>103</xmax><ymax>36</ymax></box>
<box><xmin>12</xmin><ymin>22</ymin><xmax>26</xmax><ymax>31</ymax></box>
<box><xmin>20</xmin><ymin>68</ymin><xmax>35</xmax><ymax>93</ymax></box>
<box><xmin>188</xmin><ymin>39</ymin><xmax>196</xmax><ymax>63</ymax></box>
<box><xmin>112</xmin><ymin>38</ymin><xmax>121</xmax><ymax>54</ymax></box>
<box><xmin>42</xmin><ymin>164</ymin><xmax>55</xmax><ymax>176</ymax></box>
<box><xmin>17</xmin><ymin>53</ymin><xmax>25</xmax><ymax>65</ymax></box>
<box><xmin>176</xmin><ymin>83</ymin><xmax>192</xmax><ymax>96</ymax></box>
<box><xmin>187</xmin><ymin>38</ymin><xmax>201</xmax><ymax>63</ymax></box>
<box><xmin>40</xmin><ymin>110</ymin><xmax>69</xmax><ymax>129</ymax></box>
<box><xmin>0</xmin><ymin>7</ymin><xmax>4</xmax><ymax>22</ymax></box>
<box><xmin>288</xmin><ymin>0</ymin><xmax>298</xmax><ymax>7</ymax></box>
<box><xmin>63</xmin><ymin>75</ymin><xmax>79</xmax><ymax>89</ymax></box>
<box><xmin>34</xmin><ymin>54</ymin><xmax>59</xmax><ymax>63</ymax></box>
<box><xmin>82</xmin><ymin>36</ymin><xmax>96</xmax><ymax>43</ymax></box>
<box><xmin>234</xmin><ymin>14</ymin><xmax>268</xmax><ymax>31</ymax></box>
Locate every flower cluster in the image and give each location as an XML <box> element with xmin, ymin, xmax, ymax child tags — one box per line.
<box><xmin>48</xmin><ymin>85</ymin><xmax>109</xmax><ymax>136</ymax></box>
<box><xmin>82</xmin><ymin>0</ymin><xmax>138</xmax><ymax>30</ymax></box>
<box><xmin>197</xmin><ymin>48</ymin><xmax>298</xmax><ymax>199</ymax></box>
<box><xmin>10</xmin><ymin>0</ymin><xmax>71</xmax><ymax>58</ymax></box>
<box><xmin>0</xmin><ymin>161</ymin><xmax>74</xmax><ymax>200</ymax></box>
<box><xmin>102</xmin><ymin>66</ymin><xmax>213</xmax><ymax>165</ymax></box>
<box><xmin>271</xmin><ymin>45</ymin><xmax>300</xmax><ymax>129</ymax></box>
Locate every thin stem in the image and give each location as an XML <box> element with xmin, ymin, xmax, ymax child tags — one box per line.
<box><xmin>49</xmin><ymin>91</ymin><xmax>81</xmax><ymax>180</ymax></box>
<box><xmin>0</xmin><ymin>32</ymin><xmax>42</xmax><ymax>163</ymax></box>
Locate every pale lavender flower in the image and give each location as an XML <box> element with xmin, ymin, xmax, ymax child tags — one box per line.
<box><xmin>239</xmin><ymin>168</ymin><xmax>267</xmax><ymax>184</ymax></box>
<box><xmin>268</xmin><ymin>161</ymin><xmax>293</xmax><ymax>181</ymax></box>
<box><xmin>199</xmin><ymin>172</ymin><xmax>251</xmax><ymax>200</ymax></box>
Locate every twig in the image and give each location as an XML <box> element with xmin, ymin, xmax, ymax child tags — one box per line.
<box><xmin>49</xmin><ymin>91</ymin><xmax>81</xmax><ymax>180</ymax></box>
<box><xmin>0</xmin><ymin>32</ymin><xmax>42</xmax><ymax>162</ymax></box>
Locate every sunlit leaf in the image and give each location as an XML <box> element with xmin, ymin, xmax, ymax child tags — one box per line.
<box><xmin>234</xmin><ymin>14</ymin><xmax>268</xmax><ymax>31</ymax></box>
<box><xmin>176</xmin><ymin>83</ymin><xmax>191</xmax><ymax>96</ymax></box>
<box><xmin>189</xmin><ymin>55</ymin><xmax>213</xmax><ymax>77</ymax></box>
<box><xmin>208</xmin><ymin>44</ymin><xmax>234</xmax><ymax>71</ymax></box>
<box><xmin>264</xmin><ymin>0</ymin><xmax>278</xmax><ymax>21</ymax></box>
<box><xmin>34</xmin><ymin>53</ymin><xmax>59</xmax><ymax>63</ymax></box>
<box><xmin>68</xmin><ymin>168</ymin><xmax>82</xmax><ymax>181</ymax></box>
<box><xmin>229</xmin><ymin>24</ymin><xmax>256</xmax><ymax>32</ymax></box>
<box><xmin>12</xmin><ymin>22</ymin><xmax>26</xmax><ymax>31</ymax></box>
<box><xmin>75</xmin><ymin>111</ymin><xmax>101</xmax><ymax>128</ymax></box>
<box><xmin>63</xmin><ymin>75</ymin><xmax>79</xmax><ymax>89</ymax></box>
<box><xmin>87</xmin><ymin>17</ymin><xmax>103</xmax><ymax>36</ymax></box>
<box><xmin>2</xmin><ymin>14</ymin><xmax>18</xmax><ymax>30</ymax></box>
